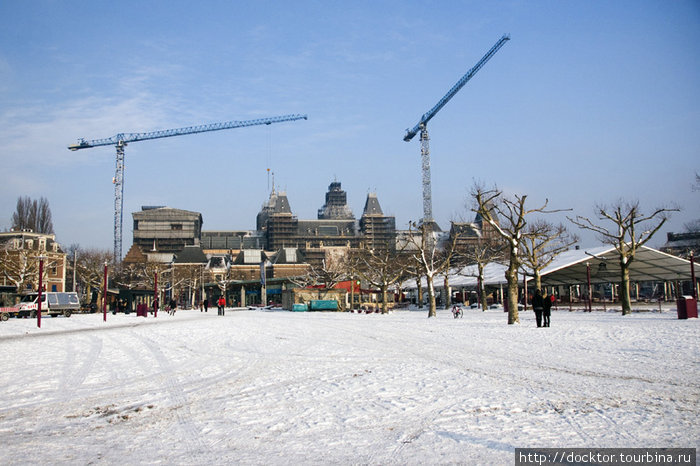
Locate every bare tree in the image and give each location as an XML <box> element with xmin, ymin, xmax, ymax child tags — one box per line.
<box><xmin>568</xmin><ymin>200</ymin><xmax>678</xmax><ymax>315</ymax></box>
<box><xmin>686</xmin><ymin>173</ymin><xmax>700</xmax><ymax>232</ymax></box>
<box><xmin>11</xmin><ymin>196</ymin><xmax>54</xmax><ymax>234</ymax></box>
<box><xmin>0</xmin><ymin>236</ymin><xmax>63</xmax><ymax>294</ymax></box>
<box><xmin>349</xmin><ymin>247</ymin><xmax>411</xmax><ymax>314</ymax></box>
<box><xmin>685</xmin><ymin>219</ymin><xmax>700</xmax><ymax>233</ymax></box>
<box><xmin>472</xmin><ymin>184</ymin><xmax>565</xmax><ymax>324</ymax></box>
<box><xmin>407</xmin><ymin>222</ymin><xmax>460</xmax><ymax>318</ymax></box>
<box><xmin>172</xmin><ymin>264</ymin><xmax>206</xmax><ymax>308</ymax></box>
<box><xmin>74</xmin><ymin>248</ymin><xmax>113</xmax><ymax>305</ymax></box>
<box><xmin>457</xmin><ymin>235</ymin><xmax>505</xmax><ymax>310</ymax></box>
<box><xmin>307</xmin><ymin>249</ymin><xmax>349</xmax><ymax>290</ymax></box>
<box><xmin>0</xmin><ymin>242</ymin><xmax>40</xmax><ymax>291</ymax></box>
<box><xmin>520</xmin><ymin>220</ymin><xmax>579</xmax><ymax>291</ymax></box>
<box><xmin>214</xmin><ymin>268</ymin><xmax>235</xmax><ymax>303</ymax></box>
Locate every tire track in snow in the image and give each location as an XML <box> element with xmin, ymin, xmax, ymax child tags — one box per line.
<box><xmin>321</xmin><ymin>315</ymin><xmax>600</xmax><ymax>449</ymax></box>
<box><xmin>21</xmin><ymin>333</ymin><xmax>103</xmax><ymax>454</ymax></box>
<box><xmin>136</xmin><ymin>334</ymin><xmax>216</xmax><ymax>463</ymax></box>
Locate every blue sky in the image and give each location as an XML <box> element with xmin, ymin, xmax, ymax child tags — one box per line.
<box><xmin>1</xmin><ymin>0</ymin><xmax>698</xmax><ymax>253</ymax></box>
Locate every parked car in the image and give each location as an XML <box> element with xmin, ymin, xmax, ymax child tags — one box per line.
<box><xmin>12</xmin><ymin>292</ymin><xmax>80</xmax><ymax>318</ymax></box>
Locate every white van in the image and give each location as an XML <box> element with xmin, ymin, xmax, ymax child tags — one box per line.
<box><xmin>14</xmin><ymin>292</ymin><xmax>80</xmax><ymax>318</ymax></box>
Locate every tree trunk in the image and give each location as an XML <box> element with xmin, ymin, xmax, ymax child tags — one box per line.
<box><xmin>506</xmin><ymin>266</ymin><xmax>520</xmax><ymax>324</ymax></box>
<box><xmin>416</xmin><ymin>276</ymin><xmax>423</xmax><ymax>309</ymax></box>
<box><xmin>620</xmin><ymin>263</ymin><xmax>632</xmax><ymax>315</ymax></box>
<box><xmin>381</xmin><ymin>284</ymin><xmax>388</xmax><ymax>314</ymax></box>
<box><xmin>444</xmin><ymin>275</ymin><xmax>451</xmax><ymax>309</ymax></box>
<box><xmin>478</xmin><ymin>263</ymin><xmax>487</xmax><ymax>311</ymax></box>
<box><xmin>427</xmin><ymin>276</ymin><xmax>437</xmax><ymax>318</ymax></box>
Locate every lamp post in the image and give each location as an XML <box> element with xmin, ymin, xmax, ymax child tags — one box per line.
<box><xmin>586</xmin><ymin>262</ymin><xmax>592</xmax><ymax>312</ymax></box>
<box><xmin>690</xmin><ymin>251</ymin><xmax>697</xmax><ymax>301</ymax></box>
<box><xmin>73</xmin><ymin>250</ymin><xmax>77</xmax><ymax>292</ymax></box>
<box><xmin>37</xmin><ymin>255</ymin><xmax>46</xmax><ymax>328</ymax></box>
<box><xmin>154</xmin><ymin>271</ymin><xmax>158</xmax><ymax>318</ymax></box>
<box><xmin>103</xmin><ymin>262</ymin><xmax>108</xmax><ymax>322</ymax></box>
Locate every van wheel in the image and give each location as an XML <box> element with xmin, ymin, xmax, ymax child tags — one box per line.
<box><xmin>30</xmin><ymin>311</ymin><xmax>36</xmax><ymax>318</ymax></box>
<box><xmin>64</xmin><ymin>310</ymin><xmax>72</xmax><ymax>318</ymax></box>
<box><xmin>1</xmin><ymin>314</ymin><xmax>8</xmax><ymax>321</ymax></box>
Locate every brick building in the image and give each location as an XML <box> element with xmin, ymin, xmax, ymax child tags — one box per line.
<box><xmin>0</xmin><ymin>230</ymin><xmax>67</xmax><ymax>294</ymax></box>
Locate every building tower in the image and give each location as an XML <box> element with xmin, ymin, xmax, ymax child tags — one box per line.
<box><xmin>317</xmin><ymin>181</ymin><xmax>354</xmax><ymax>220</ymax></box>
<box><xmin>360</xmin><ymin>193</ymin><xmax>396</xmax><ymax>251</ymax></box>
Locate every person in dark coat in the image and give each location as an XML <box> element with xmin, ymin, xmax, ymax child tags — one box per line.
<box><xmin>542</xmin><ymin>291</ymin><xmax>552</xmax><ymax>327</ymax></box>
<box><xmin>203</xmin><ymin>299</ymin><xmax>208</xmax><ymax>313</ymax></box>
<box><xmin>532</xmin><ymin>289</ymin><xmax>544</xmax><ymax>328</ymax></box>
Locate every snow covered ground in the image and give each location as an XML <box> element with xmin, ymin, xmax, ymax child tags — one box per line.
<box><xmin>0</xmin><ymin>307</ymin><xmax>697</xmax><ymax>465</ymax></box>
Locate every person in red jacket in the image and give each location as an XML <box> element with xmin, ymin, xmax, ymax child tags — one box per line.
<box><xmin>217</xmin><ymin>296</ymin><xmax>226</xmax><ymax>316</ymax></box>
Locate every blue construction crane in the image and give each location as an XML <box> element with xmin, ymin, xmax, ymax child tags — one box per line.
<box><xmin>404</xmin><ymin>34</ymin><xmax>509</xmax><ymax>227</ymax></box>
<box><xmin>68</xmin><ymin>113</ymin><xmax>308</xmax><ymax>261</ymax></box>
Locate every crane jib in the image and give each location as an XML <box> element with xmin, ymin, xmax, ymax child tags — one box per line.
<box><xmin>68</xmin><ymin>114</ymin><xmax>307</xmax><ymax>150</ymax></box>
<box><xmin>403</xmin><ymin>34</ymin><xmax>509</xmax><ymax>142</ymax></box>
<box><xmin>66</xmin><ymin>113</ymin><xmax>308</xmax><ymax>262</ymax></box>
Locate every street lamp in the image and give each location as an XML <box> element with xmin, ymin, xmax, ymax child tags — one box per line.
<box><xmin>37</xmin><ymin>255</ymin><xmax>46</xmax><ymax>328</ymax></box>
<box><xmin>689</xmin><ymin>251</ymin><xmax>697</xmax><ymax>301</ymax></box>
<box><xmin>586</xmin><ymin>262</ymin><xmax>592</xmax><ymax>312</ymax></box>
<box><xmin>103</xmin><ymin>262</ymin><xmax>108</xmax><ymax>322</ymax></box>
<box><xmin>154</xmin><ymin>270</ymin><xmax>158</xmax><ymax>318</ymax></box>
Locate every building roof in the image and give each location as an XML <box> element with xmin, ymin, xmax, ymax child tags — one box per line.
<box><xmin>0</xmin><ymin>230</ymin><xmax>64</xmax><ymax>254</ymax></box>
<box><xmin>173</xmin><ymin>245</ymin><xmax>208</xmax><ymax>264</ymax></box>
<box><xmin>362</xmin><ymin>193</ymin><xmax>383</xmax><ymax>216</ymax></box>
<box><xmin>268</xmin><ymin>247</ymin><xmax>305</xmax><ymax>264</ymax></box>
<box><xmin>297</xmin><ymin>219</ymin><xmax>356</xmax><ymax>236</ymax></box>
<box><xmin>232</xmin><ymin>249</ymin><xmax>266</xmax><ymax>265</ymax></box>
<box><xmin>122</xmin><ymin>244</ymin><xmax>147</xmax><ymax>264</ymax></box>
<box><xmin>449</xmin><ymin>222</ymin><xmax>480</xmax><ymax>238</ymax></box>
<box><xmin>132</xmin><ymin>206</ymin><xmax>203</xmax><ymax>222</ymax></box>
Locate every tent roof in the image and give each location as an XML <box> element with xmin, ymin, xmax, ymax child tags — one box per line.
<box><xmin>406</xmin><ymin>245</ymin><xmax>693</xmax><ymax>290</ymax></box>
<box><xmin>539</xmin><ymin>245</ymin><xmax>693</xmax><ymax>286</ymax></box>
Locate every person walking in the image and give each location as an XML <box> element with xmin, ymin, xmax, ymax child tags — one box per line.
<box><xmin>203</xmin><ymin>299</ymin><xmax>208</xmax><ymax>313</ymax></box>
<box><xmin>542</xmin><ymin>291</ymin><xmax>552</xmax><ymax>327</ymax></box>
<box><xmin>532</xmin><ymin>289</ymin><xmax>544</xmax><ymax>328</ymax></box>
<box><xmin>217</xmin><ymin>296</ymin><xmax>226</xmax><ymax>316</ymax></box>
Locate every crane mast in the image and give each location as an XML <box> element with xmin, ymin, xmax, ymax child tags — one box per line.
<box><xmin>69</xmin><ymin>114</ymin><xmax>307</xmax><ymax>262</ymax></box>
<box><xmin>404</xmin><ymin>35</ymin><xmax>509</xmax><ymax>227</ymax></box>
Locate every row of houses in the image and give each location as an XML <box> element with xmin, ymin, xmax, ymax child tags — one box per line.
<box><xmin>0</xmin><ymin>229</ymin><xmax>67</xmax><ymax>306</ymax></box>
<box><xmin>1</xmin><ymin>180</ymin><xmax>699</xmax><ymax>309</ymax></box>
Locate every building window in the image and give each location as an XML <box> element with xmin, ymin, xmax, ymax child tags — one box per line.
<box><xmin>171</xmin><ymin>224</ymin><xmax>183</xmax><ymax>230</ymax></box>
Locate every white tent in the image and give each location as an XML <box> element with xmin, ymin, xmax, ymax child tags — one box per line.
<box><xmin>404</xmin><ymin>245</ymin><xmax>695</xmax><ymax>290</ymax></box>
<box><xmin>539</xmin><ymin>245</ymin><xmax>694</xmax><ymax>286</ymax></box>
<box><xmin>404</xmin><ymin>262</ymin><xmax>509</xmax><ymax>291</ymax></box>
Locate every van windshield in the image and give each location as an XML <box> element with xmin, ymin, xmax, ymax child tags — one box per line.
<box><xmin>20</xmin><ymin>294</ymin><xmax>44</xmax><ymax>303</ymax></box>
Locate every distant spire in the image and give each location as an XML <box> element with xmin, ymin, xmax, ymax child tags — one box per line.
<box><xmin>318</xmin><ymin>180</ymin><xmax>354</xmax><ymax>220</ymax></box>
<box><xmin>362</xmin><ymin>192</ymin><xmax>383</xmax><ymax>216</ymax></box>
